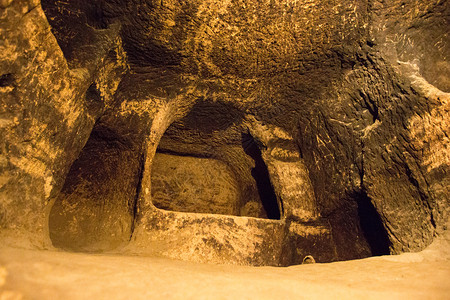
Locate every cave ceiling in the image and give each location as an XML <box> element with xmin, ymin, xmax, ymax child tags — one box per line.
<box><xmin>42</xmin><ymin>0</ymin><xmax>375</xmax><ymax>129</ymax></box>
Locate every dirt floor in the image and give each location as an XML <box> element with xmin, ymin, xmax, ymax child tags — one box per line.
<box><xmin>1</xmin><ymin>227</ymin><xmax>449</xmax><ymax>300</ymax></box>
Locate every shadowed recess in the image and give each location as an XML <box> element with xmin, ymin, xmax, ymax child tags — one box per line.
<box><xmin>242</xmin><ymin>132</ymin><xmax>281</xmax><ymax>220</ymax></box>
<box><xmin>178</xmin><ymin>100</ymin><xmax>245</xmax><ymax>134</ymax></box>
<box><xmin>0</xmin><ymin>73</ymin><xmax>15</xmax><ymax>87</ymax></box>
<box><xmin>356</xmin><ymin>190</ymin><xmax>391</xmax><ymax>256</ymax></box>
<box><xmin>49</xmin><ymin>123</ymin><xmax>140</xmax><ymax>252</ymax></box>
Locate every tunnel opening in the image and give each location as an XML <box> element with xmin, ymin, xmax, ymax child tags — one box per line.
<box><xmin>355</xmin><ymin>190</ymin><xmax>392</xmax><ymax>256</ymax></box>
<box><xmin>241</xmin><ymin>132</ymin><xmax>281</xmax><ymax>220</ymax></box>
<box><xmin>48</xmin><ymin>122</ymin><xmax>141</xmax><ymax>253</ymax></box>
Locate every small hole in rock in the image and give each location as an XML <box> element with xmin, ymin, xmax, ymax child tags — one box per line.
<box><xmin>0</xmin><ymin>73</ymin><xmax>15</xmax><ymax>87</ymax></box>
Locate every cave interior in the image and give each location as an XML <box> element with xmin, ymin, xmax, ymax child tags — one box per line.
<box><xmin>0</xmin><ymin>0</ymin><xmax>448</xmax><ymax>271</ymax></box>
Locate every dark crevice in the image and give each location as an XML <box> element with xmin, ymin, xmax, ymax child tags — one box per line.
<box><xmin>85</xmin><ymin>83</ymin><xmax>104</xmax><ymax>116</ymax></box>
<box><xmin>130</xmin><ymin>151</ymin><xmax>145</xmax><ymax>239</ymax></box>
<box><xmin>155</xmin><ymin>148</ymin><xmax>213</xmax><ymax>159</ymax></box>
<box><xmin>354</xmin><ymin>189</ymin><xmax>391</xmax><ymax>256</ymax></box>
<box><xmin>42</xmin><ymin>0</ymin><xmax>120</xmax><ymax>71</ymax></box>
<box><xmin>430</xmin><ymin>211</ymin><xmax>436</xmax><ymax>229</ymax></box>
<box><xmin>242</xmin><ymin>132</ymin><xmax>281</xmax><ymax>220</ymax></box>
<box><xmin>0</xmin><ymin>73</ymin><xmax>15</xmax><ymax>87</ymax></box>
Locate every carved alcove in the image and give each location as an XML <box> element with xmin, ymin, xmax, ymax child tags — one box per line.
<box><xmin>151</xmin><ymin>100</ymin><xmax>281</xmax><ymax>220</ymax></box>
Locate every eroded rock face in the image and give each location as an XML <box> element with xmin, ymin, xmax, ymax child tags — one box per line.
<box><xmin>0</xmin><ymin>0</ymin><xmax>448</xmax><ymax>265</ymax></box>
<box><xmin>151</xmin><ymin>153</ymin><xmax>242</xmax><ymax>216</ymax></box>
<box><xmin>49</xmin><ymin>123</ymin><xmax>141</xmax><ymax>252</ymax></box>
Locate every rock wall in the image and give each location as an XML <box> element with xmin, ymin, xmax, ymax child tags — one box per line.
<box><xmin>151</xmin><ymin>153</ymin><xmax>241</xmax><ymax>216</ymax></box>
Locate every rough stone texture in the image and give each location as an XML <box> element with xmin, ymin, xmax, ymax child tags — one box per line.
<box><xmin>1</xmin><ymin>0</ymin><xmax>102</xmax><ymax>246</ymax></box>
<box><xmin>0</xmin><ymin>0</ymin><xmax>448</xmax><ymax>266</ymax></box>
<box><xmin>246</xmin><ymin>116</ymin><xmax>319</xmax><ymax>221</ymax></box>
<box><xmin>48</xmin><ymin>123</ymin><xmax>141</xmax><ymax>252</ymax></box>
<box><xmin>127</xmin><ymin>208</ymin><xmax>285</xmax><ymax>266</ymax></box>
<box><xmin>151</xmin><ymin>153</ymin><xmax>241</xmax><ymax>216</ymax></box>
<box><xmin>0</xmin><ymin>0</ymin><xmax>128</xmax><ymax>248</ymax></box>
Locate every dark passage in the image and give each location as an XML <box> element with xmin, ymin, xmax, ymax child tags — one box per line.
<box><xmin>242</xmin><ymin>133</ymin><xmax>281</xmax><ymax>220</ymax></box>
<box><xmin>356</xmin><ymin>190</ymin><xmax>391</xmax><ymax>256</ymax></box>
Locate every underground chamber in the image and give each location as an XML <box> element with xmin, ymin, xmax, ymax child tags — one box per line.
<box><xmin>2</xmin><ymin>1</ymin><xmax>448</xmax><ymax>298</ymax></box>
<box><xmin>39</xmin><ymin>0</ymin><xmax>394</xmax><ymax>266</ymax></box>
<box><xmin>47</xmin><ymin>99</ymin><xmax>391</xmax><ymax>266</ymax></box>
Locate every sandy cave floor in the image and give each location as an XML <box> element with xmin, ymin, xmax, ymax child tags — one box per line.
<box><xmin>0</xmin><ymin>231</ymin><xmax>449</xmax><ymax>300</ymax></box>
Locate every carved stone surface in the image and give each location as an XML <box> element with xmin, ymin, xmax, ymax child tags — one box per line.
<box><xmin>151</xmin><ymin>153</ymin><xmax>241</xmax><ymax>216</ymax></box>
<box><xmin>0</xmin><ymin>0</ymin><xmax>448</xmax><ymax>265</ymax></box>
